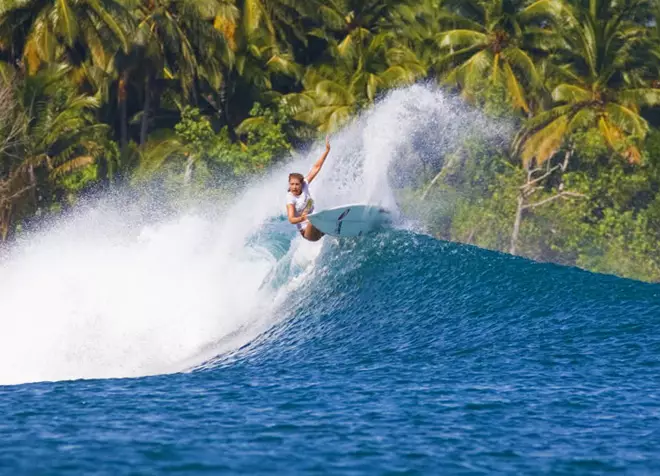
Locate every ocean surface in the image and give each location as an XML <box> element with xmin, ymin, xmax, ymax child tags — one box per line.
<box><xmin>1</xmin><ymin>86</ymin><xmax>660</xmax><ymax>474</ymax></box>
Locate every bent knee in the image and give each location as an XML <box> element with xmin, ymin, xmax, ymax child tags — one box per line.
<box><xmin>303</xmin><ymin>227</ymin><xmax>323</xmax><ymax>242</ymax></box>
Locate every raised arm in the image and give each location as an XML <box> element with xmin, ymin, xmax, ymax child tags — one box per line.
<box><xmin>305</xmin><ymin>136</ymin><xmax>331</xmax><ymax>184</ymax></box>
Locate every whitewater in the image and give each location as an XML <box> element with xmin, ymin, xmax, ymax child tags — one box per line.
<box><xmin>0</xmin><ymin>85</ymin><xmax>503</xmax><ymax>386</ymax></box>
<box><xmin>1</xmin><ymin>85</ymin><xmax>660</xmax><ymax>474</ymax></box>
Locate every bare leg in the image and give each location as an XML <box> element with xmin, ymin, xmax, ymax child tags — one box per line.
<box><xmin>302</xmin><ymin>224</ymin><xmax>325</xmax><ymax>242</ymax></box>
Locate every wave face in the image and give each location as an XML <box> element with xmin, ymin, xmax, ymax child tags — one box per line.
<box><xmin>0</xmin><ymin>84</ymin><xmax>505</xmax><ymax>386</ymax></box>
<box><xmin>1</xmin><ymin>85</ymin><xmax>660</xmax><ymax>473</ymax></box>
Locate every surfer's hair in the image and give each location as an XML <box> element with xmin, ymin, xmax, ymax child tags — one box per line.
<box><xmin>288</xmin><ymin>173</ymin><xmax>304</xmax><ymax>192</ymax></box>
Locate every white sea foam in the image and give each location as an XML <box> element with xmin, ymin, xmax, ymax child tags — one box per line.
<box><xmin>0</xmin><ymin>84</ymin><xmax>507</xmax><ymax>385</ymax></box>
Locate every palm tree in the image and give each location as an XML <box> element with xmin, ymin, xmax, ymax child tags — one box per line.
<box><xmin>280</xmin><ymin>0</ymin><xmax>426</xmax><ymax>133</ymax></box>
<box><xmin>105</xmin><ymin>0</ymin><xmax>232</xmax><ymax>155</ymax></box>
<box><xmin>283</xmin><ymin>34</ymin><xmax>425</xmax><ymax>132</ymax></box>
<box><xmin>0</xmin><ymin>0</ymin><xmax>132</xmax><ymax>73</ymax></box>
<box><xmin>282</xmin><ymin>68</ymin><xmax>357</xmax><ymax>133</ymax></box>
<box><xmin>394</xmin><ymin>0</ymin><xmax>451</xmax><ymax>71</ymax></box>
<box><xmin>1</xmin><ymin>65</ymin><xmax>111</xmax><ymax>239</ymax></box>
<box><xmin>131</xmin><ymin>130</ymin><xmax>186</xmax><ymax>183</ymax></box>
<box><xmin>0</xmin><ymin>71</ymin><xmax>27</xmax><ymax>240</ymax></box>
<box><xmin>237</xmin><ymin>0</ymin><xmax>317</xmax><ymax>49</ymax></box>
<box><xmin>315</xmin><ymin>0</ymin><xmax>407</xmax><ymax>53</ymax></box>
<box><xmin>20</xmin><ymin>65</ymin><xmax>111</xmax><ymax>178</ymax></box>
<box><xmin>507</xmin><ymin>0</ymin><xmax>659</xmax><ymax>255</ymax></box>
<box><xmin>211</xmin><ymin>0</ymin><xmax>302</xmax><ymax>136</ymax></box>
<box><xmin>514</xmin><ymin>0</ymin><xmax>660</xmax><ymax>165</ymax></box>
<box><xmin>434</xmin><ymin>0</ymin><xmax>555</xmax><ymax>114</ymax></box>
<box><xmin>0</xmin><ymin>0</ymin><xmax>133</xmax><ymax>164</ymax></box>
<box><xmin>131</xmin><ymin>0</ymin><xmax>233</xmax><ymax>98</ymax></box>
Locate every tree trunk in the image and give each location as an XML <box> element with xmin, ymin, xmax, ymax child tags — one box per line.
<box><xmin>509</xmin><ymin>149</ymin><xmax>577</xmax><ymax>256</ymax></box>
<box><xmin>119</xmin><ymin>71</ymin><xmax>129</xmax><ymax>158</ymax></box>
<box><xmin>510</xmin><ymin>193</ymin><xmax>525</xmax><ymax>255</ymax></box>
<box><xmin>140</xmin><ymin>74</ymin><xmax>151</xmax><ymax>147</ymax></box>
<box><xmin>0</xmin><ymin>205</ymin><xmax>11</xmax><ymax>241</ymax></box>
<box><xmin>222</xmin><ymin>76</ymin><xmax>237</xmax><ymax>142</ymax></box>
<box><xmin>28</xmin><ymin>165</ymin><xmax>36</xmax><ymax>206</ymax></box>
<box><xmin>421</xmin><ymin>151</ymin><xmax>461</xmax><ymax>200</ymax></box>
<box><xmin>420</xmin><ymin>150</ymin><xmax>462</xmax><ymax>200</ymax></box>
<box><xmin>184</xmin><ymin>154</ymin><xmax>194</xmax><ymax>186</ymax></box>
<box><xmin>421</xmin><ymin>169</ymin><xmax>444</xmax><ymax>201</ymax></box>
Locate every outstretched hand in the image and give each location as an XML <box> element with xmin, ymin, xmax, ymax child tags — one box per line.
<box><xmin>306</xmin><ymin>135</ymin><xmax>331</xmax><ymax>185</ymax></box>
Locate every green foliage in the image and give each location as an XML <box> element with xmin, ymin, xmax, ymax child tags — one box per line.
<box><xmin>481</xmin><ymin>83</ymin><xmax>518</xmax><ymax>119</ymax></box>
<box><xmin>427</xmin><ymin>142</ymin><xmax>660</xmax><ymax>281</ymax></box>
<box><xmin>57</xmin><ymin>165</ymin><xmax>98</xmax><ymax>196</ymax></box>
<box><xmin>173</xmin><ymin>103</ymin><xmax>291</xmax><ymax>178</ymax></box>
<box><xmin>403</xmin><ymin>136</ymin><xmax>515</xmax><ymax>243</ymax></box>
<box><xmin>230</xmin><ymin>103</ymin><xmax>291</xmax><ymax>172</ymax></box>
<box><xmin>569</xmin><ymin>129</ymin><xmax>610</xmax><ymax>162</ymax></box>
<box><xmin>513</xmin><ymin>0</ymin><xmax>660</xmax><ymax>166</ymax></box>
<box><xmin>447</xmin><ymin>164</ymin><xmax>521</xmax><ymax>250</ymax></box>
<box><xmin>175</xmin><ymin>107</ymin><xmax>216</xmax><ymax>158</ymax></box>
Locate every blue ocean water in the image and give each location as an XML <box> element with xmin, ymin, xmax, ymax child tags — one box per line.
<box><xmin>2</xmin><ymin>230</ymin><xmax>660</xmax><ymax>474</ymax></box>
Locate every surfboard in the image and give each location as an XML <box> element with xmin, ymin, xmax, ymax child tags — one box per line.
<box><xmin>307</xmin><ymin>204</ymin><xmax>392</xmax><ymax>237</ymax></box>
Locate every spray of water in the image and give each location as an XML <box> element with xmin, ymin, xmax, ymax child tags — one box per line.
<box><xmin>0</xmin><ymin>85</ymin><xmax>508</xmax><ymax>385</ymax></box>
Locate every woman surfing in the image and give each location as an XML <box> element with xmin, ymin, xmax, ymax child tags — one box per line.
<box><xmin>286</xmin><ymin>136</ymin><xmax>331</xmax><ymax>242</ymax></box>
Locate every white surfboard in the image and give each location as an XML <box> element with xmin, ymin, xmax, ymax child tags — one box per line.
<box><xmin>307</xmin><ymin>204</ymin><xmax>392</xmax><ymax>237</ymax></box>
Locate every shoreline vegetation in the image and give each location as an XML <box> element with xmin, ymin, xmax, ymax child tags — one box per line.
<box><xmin>1</xmin><ymin>0</ymin><xmax>660</xmax><ymax>282</ymax></box>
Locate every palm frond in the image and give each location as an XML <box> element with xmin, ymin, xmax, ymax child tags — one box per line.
<box><xmin>604</xmin><ymin>103</ymin><xmax>648</xmax><ymax>138</ymax></box>
<box><xmin>503</xmin><ymin>61</ymin><xmax>529</xmax><ymax>112</ymax></box>
<box><xmin>617</xmin><ymin>88</ymin><xmax>660</xmax><ymax>108</ymax></box>
<box><xmin>322</xmin><ymin>106</ymin><xmax>354</xmax><ymax>133</ymax></box>
<box><xmin>520</xmin><ymin>0</ymin><xmax>568</xmax><ymax>22</ymax></box>
<box><xmin>439</xmin><ymin>29</ymin><xmax>488</xmax><ymax>49</ymax></box>
<box><xmin>514</xmin><ymin>104</ymin><xmax>574</xmax><ymax>150</ymax></box>
<box><xmin>235</xmin><ymin>116</ymin><xmax>266</xmax><ymax>134</ymax></box>
<box><xmin>49</xmin><ymin>155</ymin><xmax>95</xmax><ymax>178</ymax></box>
<box><xmin>314</xmin><ymin>79</ymin><xmax>355</xmax><ymax>106</ymax></box>
<box><xmin>567</xmin><ymin>107</ymin><xmax>597</xmax><ymax>131</ymax></box>
<box><xmin>552</xmin><ymin>83</ymin><xmax>591</xmax><ymax>103</ymax></box>
<box><xmin>53</xmin><ymin>0</ymin><xmax>78</xmax><ymax>46</ymax></box>
<box><xmin>133</xmin><ymin>134</ymin><xmax>186</xmax><ymax>181</ymax></box>
<box><xmin>521</xmin><ymin>114</ymin><xmax>569</xmax><ymax>165</ymax></box>
<box><xmin>502</xmin><ymin>47</ymin><xmax>542</xmax><ymax>88</ymax></box>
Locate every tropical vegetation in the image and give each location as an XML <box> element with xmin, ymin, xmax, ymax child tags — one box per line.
<box><xmin>1</xmin><ymin>0</ymin><xmax>660</xmax><ymax>282</ymax></box>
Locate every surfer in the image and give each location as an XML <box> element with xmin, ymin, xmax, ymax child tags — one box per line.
<box><xmin>286</xmin><ymin>136</ymin><xmax>331</xmax><ymax>241</ymax></box>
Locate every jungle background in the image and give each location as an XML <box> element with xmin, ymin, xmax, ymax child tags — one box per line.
<box><xmin>2</xmin><ymin>0</ymin><xmax>660</xmax><ymax>282</ymax></box>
